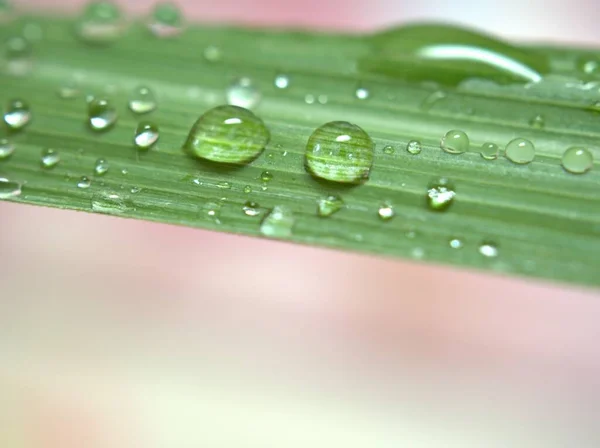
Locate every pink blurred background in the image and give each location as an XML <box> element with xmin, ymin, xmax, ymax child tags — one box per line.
<box><xmin>1</xmin><ymin>1</ymin><xmax>599</xmax><ymax>446</ymax></box>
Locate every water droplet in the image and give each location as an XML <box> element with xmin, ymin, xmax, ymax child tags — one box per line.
<box><xmin>91</xmin><ymin>191</ymin><xmax>131</xmax><ymax>214</ymax></box>
<box><xmin>529</xmin><ymin>114</ymin><xmax>545</xmax><ymax>129</ymax></box>
<box><xmin>561</xmin><ymin>146</ymin><xmax>593</xmax><ymax>174</ymax></box>
<box><xmin>0</xmin><ymin>138</ymin><xmax>14</xmax><ymax>159</ymax></box>
<box><xmin>184</xmin><ymin>105</ymin><xmax>270</xmax><ymax>164</ymax></box>
<box><xmin>317</xmin><ymin>195</ymin><xmax>344</xmax><ymax>217</ymax></box>
<box><xmin>58</xmin><ymin>78</ymin><xmax>80</xmax><ymax>99</ymax></box>
<box><xmin>202</xmin><ymin>200</ymin><xmax>222</xmax><ymax>223</ymax></box>
<box><xmin>427</xmin><ymin>178</ymin><xmax>456</xmax><ymax>211</ymax></box>
<box><xmin>148</xmin><ymin>2</ymin><xmax>183</xmax><ymax>37</ymax></box>
<box><xmin>260</xmin><ymin>171</ymin><xmax>273</xmax><ymax>183</ymax></box>
<box><xmin>203</xmin><ymin>45</ymin><xmax>221</xmax><ymax>62</ymax></box>
<box><xmin>406</xmin><ymin>140</ymin><xmax>422</xmax><ymax>155</ymax></box>
<box><xmin>449</xmin><ymin>238</ymin><xmax>463</xmax><ymax>249</ymax></box>
<box><xmin>305</xmin><ymin>94</ymin><xmax>315</xmax><ymax>105</ymax></box>
<box><xmin>318</xmin><ymin>94</ymin><xmax>328</xmax><ymax>104</ymax></box>
<box><xmin>88</xmin><ymin>98</ymin><xmax>117</xmax><ymax>131</ymax></box>
<box><xmin>77</xmin><ymin>176</ymin><xmax>91</xmax><ymax>188</ymax></box>
<box><xmin>274</xmin><ymin>74</ymin><xmax>290</xmax><ymax>89</ymax></box>
<box><xmin>576</xmin><ymin>57</ymin><xmax>600</xmax><ymax>76</ymax></box>
<box><xmin>76</xmin><ymin>1</ymin><xmax>124</xmax><ymax>44</ymax></box>
<box><xmin>243</xmin><ymin>185</ymin><xmax>252</xmax><ymax>194</ymax></box>
<box><xmin>129</xmin><ymin>86</ymin><xmax>157</xmax><ymax>114</ymax></box>
<box><xmin>383</xmin><ymin>145</ymin><xmax>395</xmax><ymax>155</ymax></box>
<box><xmin>41</xmin><ymin>148</ymin><xmax>60</xmax><ymax>168</ymax></box>
<box><xmin>94</xmin><ymin>158</ymin><xmax>109</xmax><ymax>176</ymax></box>
<box><xmin>479</xmin><ymin>242</ymin><xmax>498</xmax><ymax>258</ymax></box>
<box><xmin>305</xmin><ymin>121</ymin><xmax>374</xmax><ymax>184</ymax></box>
<box><xmin>3</xmin><ymin>99</ymin><xmax>31</xmax><ymax>130</ymax></box>
<box><xmin>243</xmin><ymin>201</ymin><xmax>261</xmax><ymax>217</ymax></box>
<box><xmin>0</xmin><ymin>177</ymin><xmax>21</xmax><ymax>198</ymax></box>
<box><xmin>420</xmin><ymin>90</ymin><xmax>447</xmax><ymax>111</ymax></box>
<box><xmin>441</xmin><ymin>130</ymin><xmax>469</xmax><ymax>154</ymax></box>
<box><xmin>134</xmin><ymin>121</ymin><xmax>159</xmax><ymax>149</ymax></box>
<box><xmin>412</xmin><ymin>247</ymin><xmax>425</xmax><ymax>259</ymax></box>
<box><xmin>505</xmin><ymin>138</ymin><xmax>535</xmax><ymax>165</ymax></box>
<box><xmin>360</xmin><ymin>24</ymin><xmax>549</xmax><ymax>85</ymax></box>
<box><xmin>260</xmin><ymin>205</ymin><xmax>294</xmax><ymax>238</ymax></box>
<box><xmin>227</xmin><ymin>77</ymin><xmax>261</xmax><ymax>109</ymax></box>
<box><xmin>217</xmin><ymin>181</ymin><xmax>231</xmax><ymax>189</ymax></box>
<box><xmin>378</xmin><ymin>203</ymin><xmax>394</xmax><ymax>221</ymax></box>
<box><xmin>355</xmin><ymin>86</ymin><xmax>370</xmax><ymax>100</ymax></box>
<box><xmin>480</xmin><ymin>142</ymin><xmax>499</xmax><ymax>160</ymax></box>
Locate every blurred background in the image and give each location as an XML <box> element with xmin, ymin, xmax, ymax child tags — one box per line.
<box><xmin>2</xmin><ymin>1</ymin><xmax>600</xmax><ymax>447</ymax></box>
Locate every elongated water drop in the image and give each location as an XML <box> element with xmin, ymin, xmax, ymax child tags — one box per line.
<box><xmin>317</xmin><ymin>195</ymin><xmax>344</xmax><ymax>217</ymax></box>
<box><xmin>0</xmin><ymin>138</ymin><xmax>14</xmax><ymax>159</ymax></box>
<box><xmin>184</xmin><ymin>105</ymin><xmax>269</xmax><ymax>164</ymax></box>
<box><xmin>91</xmin><ymin>191</ymin><xmax>131</xmax><ymax>214</ymax></box>
<box><xmin>129</xmin><ymin>86</ymin><xmax>156</xmax><ymax>114</ymax></box>
<box><xmin>360</xmin><ymin>24</ymin><xmax>549</xmax><ymax>85</ymax></box>
<box><xmin>0</xmin><ymin>177</ymin><xmax>21</xmax><ymax>198</ymax></box>
<box><xmin>378</xmin><ymin>203</ymin><xmax>394</xmax><ymax>221</ymax></box>
<box><xmin>3</xmin><ymin>99</ymin><xmax>31</xmax><ymax>130</ymax></box>
<box><xmin>505</xmin><ymin>138</ymin><xmax>535</xmax><ymax>164</ymax></box>
<box><xmin>406</xmin><ymin>140</ymin><xmax>422</xmax><ymax>155</ymax></box>
<box><xmin>41</xmin><ymin>148</ymin><xmax>60</xmax><ymax>168</ymax></box>
<box><xmin>305</xmin><ymin>121</ymin><xmax>374</xmax><ymax>184</ymax></box>
<box><xmin>427</xmin><ymin>178</ymin><xmax>456</xmax><ymax>211</ymax></box>
<box><xmin>134</xmin><ymin>122</ymin><xmax>159</xmax><ymax>149</ymax></box>
<box><xmin>260</xmin><ymin>205</ymin><xmax>295</xmax><ymax>238</ymax></box>
<box><xmin>561</xmin><ymin>147</ymin><xmax>593</xmax><ymax>174</ymax></box>
<box><xmin>148</xmin><ymin>2</ymin><xmax>183</xmax><ymax>37</ymax></box>
<box><xmin>441</xmin><ymin>130</ymin><xmax>469</xmax><ymax>154</ymax></box>
<box><xmin>227</xmin><ymin>77</ymin><xmax>261</xmax><ymax>109</ymax></box>
<box><xmin>94</xmin><ymin>158</ymin><xmax>109</xmax><ymax>175</ymax></box>
<box><xmin>480</xmin><ymin>142</ymin><xmax>499</xmax><ymax>160</ymax></box>
<box><xmin>76</xmin><ymin>1</ymin><xmax>123</xmax><ymax>44</ymax></box>
<box><xmin>88</xmin><ymin>98</ymin><xmax>117</xmax><ymax>131</ymax></box>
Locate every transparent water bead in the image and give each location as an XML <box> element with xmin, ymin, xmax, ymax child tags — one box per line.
<box><xmin>480</xmin><ymin>142</ymin><xmax>499</xmax><ymax>160</ymax></box>
<box><xmin>0</xmin><ymin>138</ymin><xmax>14</xmax><ymax>159</ymax></box>
<box><xmin>226</xmin><ymin>77</ymin><xmax>261</xmax><ymax>109</ymax></box>
<box><xmin>129</xmin><ymin>86</ymin><xmax>157</xmax><ymax>114</ymax></box>
<box><xmin>0</xmin><ymin>177</ymin><xmax>21</xmax><ymax>198</ymax></box>
<box><xmin>406</xmin><ymin>140</ymin><xmax>422</xmax><ymax>155</ymax></box>
<box><xmin>41</xmin><ymin>148</ymin><xmax>60</xmax><ymax>168</ymax></box>
<box><xmin>479</xmin><ymin>242</ymin><xmax>498</xmax><ymax>258</ymax></box>
<box><xmin>378</xmin><ymin>203</ymin><xmax>395</xmax><ymax>221</ymax></box>
<box><xmin>3</xmin><ymin>99</ymin><xmax>31</xmax><ymax>130</ymax></box>
<box><xmin>317</xmin><ymin>195</ymin><xmax>344</xmax><ymax>217</ymax></box>
<box><xmin>505</xmin><ymin>138</ymin><xmax>535</xmax><ymax>164</ymax></box>
<box><xmin>561</xmin><ymin>146</ymin><xmax>593</xmax><ymax>174</ymax></box>
<box><xmin>260</xmin><ymin>205</ymin><xmax>295</xmax><ymax>238</ymax></box>
<box><xmin>441</xmin><ymin>130</ymin><xmax>469</xmax><ymax>154</ymax></box>
<box><xmin>134</xmin><ymin>122</ymin><xmax>159</xmax><ymax>149</ymax></box>
<box><xmin>427</xmin><ymin>178</ymin><xmax>456</xmax><ymax>211</ymax></box>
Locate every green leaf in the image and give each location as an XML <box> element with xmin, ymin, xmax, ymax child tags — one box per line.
<box><xmin>0</xmin><ymin>12</ymin><xmax>599</xmax><ymax>287</ymax></box>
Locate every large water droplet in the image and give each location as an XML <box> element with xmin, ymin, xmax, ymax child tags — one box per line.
<box><xmin>576</xmin><ymin>57</ymin><xmax>600</xmax><ymax>76</ymax></box>
<box><xmin>441</xmin><ymin>130</ymin><xmax>469</xmax><ymax>154</ymax></box>
<box><xmin>378</xmin><ymin>203</ymin><xmax>395</xmax><ymax>221</ymax></box>
<box><xmin>305</xmin><ymin>121</ymin><xmax>374</xmax><ymax>184</ymax></box>
<box><xmin>148</xmin><ymin>2</ymin><xmax>184</xmax><ymax>37</ymax></box>
<box><xmin>561</xmin><ymin>146</ymin><xmax>593</xmax><ymax>174</ymax></box>
<box><xmin>243</xmin><ymin>201</ymin><xmax>261</xmax><ymax>217</ymax></box>
<box><xmin>505</xmin><ymin>138</ymin><xmax>535</xmax><ymax>165</ymax></box>
<box><xmin>427</xmin><ymin>178</ymin><xmax>456</xmax><ymax>211</ymax></box>
<box><xmin>317</xmin><ymin>195</ymin><xmax>344</xmax><ymax>217</ymax></box>
<box><xmin>0</xmin><ymin>177</ymin><xmax>21</xmax><ymax>198</ymax></box>
<box><xmin>480</xmin><ymin>142</ymin><xmax>499</xmax><ymax>160</ymax></box>
<box><xmin>94</xmin><ymin>158</ymin><xmax>109</xmax><ymax>176</ymax></box>
<box><xmin>360</xmin><ymin>24</ymin><xmax>549</xmax><ymax>85</ymax></box>
<box><xmin>134</xmin><ymin>121</ymin><xmax>159</xmax><ymax>149</ymax></box>
<box><xmin>3</xmin><ymin>99</ymin><xmax>31</xmax><ymax>130</ymax></box>
<box><xmin>479</xmin><ymin>242</ymin><xmax>498</xmax><ymax>258</ymax></box>
<box><xmin>91</xmin><ymin>191</ymin><xmax>131</xmax><ymax>214</ymax></box>
<box><xmin>76</xmin><ymin>1</ymin><xmax>123</xmax><ymax>44</ymax></box>
<box><xmin>88</xmin><ymin>98</ymin><xmax>117</xmax><ymax>131</ymax></box>
<box><xmin>41</xmin><ymin>148</ymin><xmax>60</xmax><ymax>168</ymax></box>
<box><xmin>184</xmin><ymin>105</ymin><xmax>270</xmax><ymax>164</ymax></box>
<box><xmin>128</xmin><ymin>86</ymin><xmax>157</xmax><ymax>114</ymax></box>
<box><xmin>406</xmin><ymin>140</ymin><xmax>422</xmax><ymax>155</ymax></box>
<box><xmin>227</xmin><ymin>77</ymin><xmax>261</xmax><ymax>109</ymax></box>
<box><xmin>260</xmin><ymin>205</ymin><xmax>295</xmax><ymax>238</ymax></box>
<box><xmin>0</xmin><ymin>138</ymin><xmax>14</xmax><ymax>159</ymax></box>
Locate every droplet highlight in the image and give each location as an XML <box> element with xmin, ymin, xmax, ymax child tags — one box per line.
<box><xmin>441</xmin><ymin>130</ymin><xmax>469</xmax><ymax>154</ymax></box>
<box><xmin>479</xmin><ymin>242</ymin><xmax>498</xmax><ymax>258</ymax></box>
<box><xmin>94</xmin><ymin>158</ymin><xmax>109</xmax><ymax>176</ymax></box>
<box><xmin>378</xmin><ymin>203</ymin><xmax>395</xmax><ymax>221</ymax></box>
<box><xmin>77</xmin><ymin>176</ymin><xmax>91</xmax><ymax>188</ymax></box>
<box><xmin>3</xmin><ymin>99</ymin><xmax>31</xmax><ymax>130</ymax></box>
<box><xmin>480</xmin><ymin>142</ymin><xmax>499</xmax><ymax>160</ymax></box>
<box><xmin>41</xmin><ymin>148</ymin><xmax>60</xmax><ymax>168</ymax></box>
<box><xmin>317</xmin><ymin>195</ymin><xmax>344</xmax><ymax>217</ymax></box>
<box><xmin>0</xmin><ymin>138</ymin><xmax>14</xmax><ymax>159</ymax></box>
<box><xmin>0</xmin><ymin>177</ymin><xmax>21</xmax><ymax>198</ymax></box>
<box><xmin>243</xmin><ymin>201</ymin><xmax>261</xmax><ymax>217</ymax></box>
<box><xmin>406</xmin><ymin>140</ymin><xmax>422</xmax><ymax>155</ymax></box>
<box><xmin>274</xmin><ymin>74</ymin><xmax>290</xmax><ymax>89</ymax></box>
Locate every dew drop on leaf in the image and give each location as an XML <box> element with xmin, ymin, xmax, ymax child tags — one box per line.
<box><xmin>243</xmin><ymin>201</ymin><xmax>261</xmax><ymax>217</ymax></box>
<box><xmin>77</xmin><ymin>176</ymin><xmax>91</xmax><ymax>189</ymax></box>
<box><xmin>94</xmin><ymin>158</ymin><xmax>109</xmax><ymax>176</ymax></box>
<box><xmin>91</xmin><ymin>191</ymin><xmax>131</xmax><ymax>214</ymax></box>
<box><xmin>479</xmin><ymin>242</ymin><xmax>499</xmax><ymax>258</ymax></box>
<box><xmin>505</xmin><ymin>138</ymin><xmax>535</xmax><ymax>164</ymax></box>
<box><xmin>260</xmin><ymin>171</ymin><xmax>273</xmax><ymax>183</ymax></box>
<box><xmin>317</xmin><ymin>195</ymin><xmax>344</xmax><ymax>217</ymax></box>
<box><xmin>274</xmin><ymin>74</ymin><xmax>290</xmax><ymax>89</ymax></box>
<box><xmin>88</xmin><ymin>98</ymin><xmax>117</xmax><ymax>132</ymax></box>
<box><xmin>134</xmin><ymin>121</ymin><xmax>159</xmax><ymax>149</ymax></box>
<box><xmin>449</xmin><ymin>238</ymin><xmax>463</xmax><ymax>249</ymax></box>
<box><xmin>529</xmin><ymin>114</ymin><xmax>545</xmax><ymax>129</ymax></box>
<box><xmin>355</xmin><ymin>87</ymin><xmax>370</xmax><ymax>100</ymax></box>
<box><xmin>129</xmin><ymin>86</ymin><xmax>157</xmax><ymax>114</ymax></box>
<box><xmin>378</xmin><ymin>203</ymin><xmax>395</xmax><ymax>221</ymax></box>
<box><xmin>148</xmin><ymin>2</ymin><xmax>184</xmax><ymax>38</ymax></box>
<box><xmin>76</xmin><ymin>1</ymin><xmax>124</xmax><ymax>45</ymax></box>
<box><xmin>406</xmin><ymin>140</ymin><xmax>422</xmax><ymax>155</ymax></box>
<box><xmin>227</xmin><ymin>77</ymin><xmax>261</xmax><ymax>109</ymax></box>
<box><xmin>0</xmin><ymin>177</ymin><xmax>21</xmax><ymax>198</ymax></box>
<box><xmin>41</xmin><ymin>148</ymin><xmax>60</xmax><ymax>168</ymax></box>
<box><xmin>260</xmin><ymin>205</ymin><xmax>295</xmax><ymax>238</ymax></box>
<box><xmin>561</xmin><ymin>146</ymin><xmax>593</xmax><ymax>174</ymax></box>
<box><xmin>441</xmin><ymin>130</ymin><xmax>469</xmax><ymax>154</ymax></box>
<box><xmin>427</xmin><ymin>178</ymin><xmax>456</xmax><ymax>211</ymax></box>
<box><xmin>0</xmin><ymin>138</ymin><xmax>14</xmax><ymax>159</ymax></box>
<box><xmin>3</xmin><ymin>99</ymin><xmax>31</xmax><ymax>130</ymax></box>
<box><xmin>383</xmin><ymin>145</ymin><xmax>395</xmax><ymax>155</ymax></box>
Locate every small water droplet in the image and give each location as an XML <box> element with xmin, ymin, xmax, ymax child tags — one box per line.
<box><xmin>355</xmin><ymin>86</ymin><xmax>370</xmax><ymax>100</ymax></box>
<box><xmin>420</xmin><ymin>90</ymin><xmax>447</xmax><ymax>110</ymax></box>
<box><xmin>449</xmin><ymin>238</ymin><xmax>463</xmax><ymax>249</ymax></box>
<box><xmin>0</xmin><ymin>177</ymin><xmax>21</xmax><ymax>198</ymax></box>
<box><xmin>427</xmin><ymin>178</ymin><xmax>456</xmax><ymax>211</ymax></box>
<box><xmin>134</xmin><ymin>121</ymin><xmax>159</xmax><ymax>149</ymax></box>
<box><xmin>529</xmin><ymin>114</ymin><xmax>545</xmax><ymax>129</ymax></box>
<box><xmin>243</xmin><ymin>201</ymin><xmax>261</xmax><ymax>217</ymax></box>
<box><xmin>412</xmin><ymin>247</ymin><xmax>425</xmax><ymax>259</ymax></box>
<box><xmin>3</xmin><ymin>99</ymin><xmax>31</xmax><ymax>130</ymax></box>
<box><xmin>378</xmin><ymin>203</ymin><xmax>395</xmax><ymax>221</ymax></box>
<box><xmin>317</xmin><ymin>195</ymin><xmax>344</xmax><ymax>217</ymax></box>
<box><xmin>576</xmin><ymin>57</ymin><xmax>600</xmax><ymax>75</ymax></box>
<box><xmin>243</xmin><ymin>185</ymin><xmax>252</xmax><ymax>194</ymax></box>
<box><xmin>203</xmin><ymin>45</ymin><xmax>221</xmax><ymax>62</ymax></box>
<box><xmin>184</xmin><ymin>105</ymin><xmax>270</xmax><ymax>164</ymax></box>
<box><xmin>202</xmin><ymin>200</ymin><xmax>222</xmax><ymax>223</ymax></box>
<box><xmin>260</xmin><ymin>205</ymin><xmax>294</xmax><ymax>238</ymax></box>
<box><xmin>480</xmin><ymin>142</ymin><xmax>499</xmax><ymax>160</ymax></box>
<box><xmin>561</xmin><ymin>146</ymin><xmax>593</xmax><ymax>174</ymax></box>
<box><xmin>148</xmin><ymin>2</ymin><xmax>183</xmax><ymax>37</ymax></box>
<box><xmin>274</xmin><ymin>74</ymin><xmax>290</xmax><ymax>89</ymax></box>
<box><xmin>227</xmin><ymin>77</ymin><xmax>261</xmax><ymax>109</ymax></box>
<box><xmin>505</xmin><ymin>138</ymin><xmax>535</xmax><ymax>164</ymax></box>
<box><xmin>383</xmin><ymin>145</ymin><xmax>395</xmax><ymax>155</ymax></box>
<box><xmin>94</xmin><ymin>158</ymin><xmax>109</xmax><ymax>176</ymax></box>
<box><xmin>217</xmin><ymin>181</ymin><xmax>231</xmax><ymax>189</ymax></box>
<box><xmin>91</xmin><ymin>190</ymin><xmax>131</xmax><ymax>214</ymax></box>
<box><xmin>406</xmin><ymin>140</ymin><xmax>422</xmax><ymax>155</ymax></box>
<box><xmin>129</xmin><ymin>86</ymin><xmax>157</xmax><ymax>114</ymax></box>
<box><xmin>58</xmin><ymin>78</ymin><xmax>80</xmax><ymax>99</ymax></box>
<box><xmin>305</xmin><ymin>121</ymin><xmax>374</xmax><ymax>184</ymax></box>
<box><xmin>41</xmin><ymin>148</ymin><xmax>60</xmax><ymax>168</ymax></box>
<box><xmin>441</xmin><ymin>130</ymin><xmax>469</xmax><ymax>154</ymax></box>
<box><xmin>317</xmin><ymin>94</ymin><xmax>328</xmax><ymax>104</ymax></box>
<box><xmin>88</xmin><ymin>98</ymin><xmax>117</xmax><ymax>131</ymax></box>
<box><xmin>76</xmin><ymin>1</ymin><xmax>124</xmax><ymax>44</ymax></box>
<box><xmin>0</xmin><ymin>138</ymin><xmax>14</xmax><ymax>159</ymax></box>
<box><xmin>479</xmin><ymin>242</ymin><xmax>498</xmax><ymax>258</ymax></box>
<box><xmin>77</xmin><ymin>176</ymin><xmax>91</xmax><ymax>188</ymax></box>
<box><xmin>260</xmin><ymin>171</ymin><xmax>273</xmax><ymax>183</ymax></box>
<box><xmin>304</xmin><ymin>94</ymin><xmax>315</xmax><ymax>105</ymax></box>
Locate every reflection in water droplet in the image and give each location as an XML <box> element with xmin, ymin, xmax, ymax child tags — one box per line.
<box><xmin>260</xmin><ymin>205</ymin><xmax>295</xmax><ymax>238</ymax></box>
<box><xmin>129</xmin><ymin>86</ymin><xmax>157</xmax><ymax>114</ymax></box>
<box><xmin>355</xmin><ymin>87</ymin><xmax>370</xmax><ymax>100</ymax></box>
<box><xmin>383</xmin><ymin>145</ymin><xmax>395</xmax><ymax>155</ymax></box>
<box><xmin>148</xmin><ymin>2</ymin><xmax>183</xmax><ymax>37</ymax></box>
<box><xmin>91</xmin><ymin>191</ymin><xmax>131</xmax><ymax>214</ymax></box>
<box><xmin>274</xmin><ymin>74</ymin><xmax>290</xmax><ymax>89</ymax></box>
<box><xmin>562</xmin><ymin>146</ymin><xmax>593</xmax><ymax>174</ymax></box>
<box><xmin>94</xmin><ymin>158</ymin><xmax>109</xmax><ymax>176</ymax></box>
<box><xmin>88</xmin><ymin>98</ymin><xmax>117</xmax><ymax>131</ymax></box>
<box><xmin>3</xmin><ymin>99</ymin><xmax>31</xmax><ymax>130</ymax></box>
<box><xmin>0</xmin><ymin>177</ymin><xmax>21</xmax><ymax>198</ymax></box>
<box><xmin>134</xmin><ymin>121</ymin><xmax>159</xmax><ymax>149</ymax></box>
<box><xmin>0</xmin><ymin>138</ymin><xmax>14</xmax><ymax>159</ymax></box>
<box><xmin>479</xmin><ymin>242</ymin><xmax>498</xmax><ymax>258</ymax></box>
<box><xmin>227</xmin><ymin>77</ymin><xmax>261</xmax><ymax>109</ymax></box>
<box><xmin>77</xmin><ymin>176</ymin><xmax>91</xmax><ymax>188</ymax></box>
<box><xmin>41</xmin><ymin>148</ymin><xmax>60</xmax><ymax>168</ymax></box>
<box><xmin>505</xmin><ymin>138</ymin><xmax>535</xmax><ymax>164</ymax></box>
<box><xmin>305</xmin><ymin>121</ymin><xmax>374</xmax><ymax>184</ymax></box>
<box><xmin>480</xmin><ymin>142</ymin><xmax>499</xmax><ymax>160</ymax></box>
<box><xmin>449</xmin><ymin>238</ymin><xmax>463</xmax><ymax>249</ymax></box>
<box><xmin>317</xmin><ymin>195</ymin><xmax>344</xmax><ymax>217</ymax></box>
<box><xmin>76</xmin><ymin>1</ymin><xmax>124</xmax><ymax>44</ymax></box>
<box><xmin>427</xmin><ymin>178</ymin><xmax>456</xmax><ymax>211</ymax></box>
<box><xmin>243</xmin><ymin>201</ymin><xmax>261</xmax><ymax>217</ymax></box>
<box><xmin>378</xmin><ymin>203</ymin><xmax>394</xmax><ymax>221</ymax></box>
<box><xmin>184</xmin><ymin>105</ymin><xmax>270</xmax><ymax>164</ymax></box>
<box><xmin>441</xmin><ymin>130</ymin><xmax>469</xmax><ymax>154</ymax></box>
<box><xmin>529</xmin><ymin>114</ymin><xmax>545</xmax><ymax>129</ymax></box>
<box><xmin>406</xmin><ymin>140</ymin><xmax>422</xmax><ymax>155</ymax></box>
